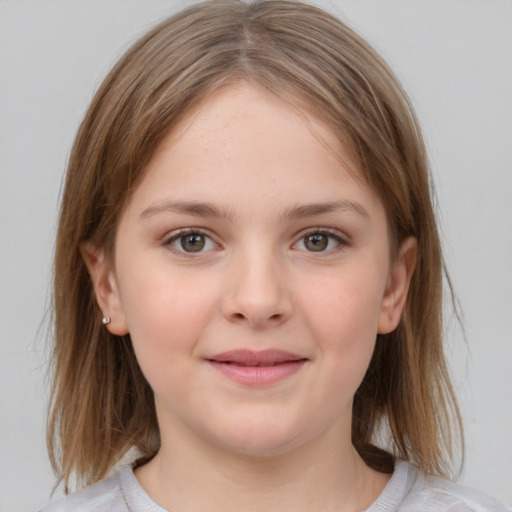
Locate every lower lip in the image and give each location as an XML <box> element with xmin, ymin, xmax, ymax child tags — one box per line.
<box><xmin>208</xmin><ymin>360</ymin><xmax>307</xmax><ymax>386</ymax></box>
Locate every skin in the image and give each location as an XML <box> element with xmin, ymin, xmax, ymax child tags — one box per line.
<box><xmin>84</xmin><ymin>83</ymin><xmax>416</xmax><ymax>511</ymax></box>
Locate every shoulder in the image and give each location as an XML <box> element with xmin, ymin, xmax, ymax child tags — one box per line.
<box><xmin>39</xmin><ymin>465</ymin><xmax>166</xmax><ymax>512</ymax></box>
<box><xmin>408</xmin><ymin>473</ymin><xmax>511</xmax><ymax>512</ymax></box>
<box><xmin>39</xmin><ymin>469</ymin><xmax>126</xmax><ymax>512</ymax></box>
<box><xmin>382</xmin><ymin>461</ymin><xmax>511</xmax><ymax>512</ymax></box>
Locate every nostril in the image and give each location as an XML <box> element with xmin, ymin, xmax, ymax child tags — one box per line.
<box><xmin>230</xmin><ymin>312</ymin><xmax>283</xmax><ymax>323</ymax></box>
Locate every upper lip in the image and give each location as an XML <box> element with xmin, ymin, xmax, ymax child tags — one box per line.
<box><xmin>207</xmin><ymin>349</ymin><xmax>307</xmax><ymax>366</ymax></box>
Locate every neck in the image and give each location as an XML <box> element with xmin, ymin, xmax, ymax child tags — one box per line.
<box><xmin>135</xmin><ymin>421</ymin><xmax>389</xmax><ymax>512</ymax></box>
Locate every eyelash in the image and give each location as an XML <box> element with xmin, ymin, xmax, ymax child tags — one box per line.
<box><xmin>293</xmin><ymin>228</ymin><xmax>350</xmax><ymax>254</ymax></box>
<box><xmin>161</xmin><ymin>227</ymin><xmax>350</xmax><ymax>257</ymax></box>
<box><xmin>162</xmin><ymin>228</ymin><xmax>219</xmax><ymax>257</ymax></box>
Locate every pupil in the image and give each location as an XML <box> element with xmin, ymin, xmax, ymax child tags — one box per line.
<box><xmin>306</xmin><ymin>234</ymin><xmax>328</xmax><ymax>252</ymax></box>
<box><xmin>181</xmin><ymin>234</ymin><xmax>205</xmax><ymax>252</ymax></box>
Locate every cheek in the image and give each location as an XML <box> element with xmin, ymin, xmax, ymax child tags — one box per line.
<box><xmin>304</xmin><ymin>266</ymin><xmax>384</xmax><ymax>338</ymax></box>
<box><xmin>299</xmin><ymin>265</ymin><xmax>385</xmax><ymax>381</ymax></box>
<box><xmin>116</xmin><ymin>263</ymin><xmax>217</xmax><ymax>381</ymax></box>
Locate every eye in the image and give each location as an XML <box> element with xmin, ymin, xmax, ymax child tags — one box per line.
<box><xmin>293</xmin><ymin>230</ymin><xmax>346</xmax><ymax>253</ymax></box>
<box><xmin>165</xmin><ymin>230</ymin><xmax>218</xmax><ymax>254</ymax></box>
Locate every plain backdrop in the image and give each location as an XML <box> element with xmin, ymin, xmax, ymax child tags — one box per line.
<box><xmin>0</xmin><ymin>1</ymin><xmax>511</xmax><ymax>510</ymax></box>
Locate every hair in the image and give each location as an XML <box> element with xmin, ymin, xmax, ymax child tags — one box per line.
<box><xmin>48</xmin><ymin>0</ymin><xmax>463</xmax><ymax>491</ymax></box>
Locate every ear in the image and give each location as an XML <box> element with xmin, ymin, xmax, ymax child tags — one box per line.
<box><xmin>81</xmin><ymin>242</ymin><xmax>129</xmax><ymax>336</ymax></box>
<box><xmin>377</xmin><ymin>236</ymin><xmax>417</xmax><ymax>334</ymax></box>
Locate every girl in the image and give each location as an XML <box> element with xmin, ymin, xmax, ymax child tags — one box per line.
<box><xmin>41</xmin><ymin>1</ymin><xmax>509</xmax><ymax>510</ymax></box>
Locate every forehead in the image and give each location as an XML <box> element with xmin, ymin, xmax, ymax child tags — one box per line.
<box><xmin>124</xmin><ymin>83</ymin><xmax>383</xmax><ymax>224</ymax></box>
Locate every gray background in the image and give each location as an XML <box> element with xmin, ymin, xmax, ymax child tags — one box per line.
<box><xmin>0</xmin><ymin>1</ymin><xmax>511</xmax><ymax>510</ymax></box>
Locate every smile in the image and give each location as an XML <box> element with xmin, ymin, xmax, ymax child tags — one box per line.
<box><xmin>206</xmin><ymin>349</ymin><xmax>308</xmax><ymax>386</ymax></box>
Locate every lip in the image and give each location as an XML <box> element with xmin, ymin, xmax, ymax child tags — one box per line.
<box><xmin>206</xmin><ymin>349</ymin><xmax>308</xmax><ymax>386</ymax></box>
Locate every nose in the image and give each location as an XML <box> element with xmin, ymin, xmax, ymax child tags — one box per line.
<box><xmin>220</xmin><ymin>248</ymin><xmax>293</xmax><ymax>329</ymax></box>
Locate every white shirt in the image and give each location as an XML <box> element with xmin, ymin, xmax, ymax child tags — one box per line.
<box><xmin>40</xmin><ymin>460</ymin><xmax>510</xmax><ymax>511</ymax></box>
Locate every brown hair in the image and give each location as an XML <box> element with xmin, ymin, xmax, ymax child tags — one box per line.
<box><xmin>48</xmin><ymin>0</ymin><xmax>463</xmax><ymax>490</ymax></box>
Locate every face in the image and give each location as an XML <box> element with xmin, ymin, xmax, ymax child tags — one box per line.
<box><xmin>87</xmin><ymin>83</ymin><xmax>415</xmax><ymax>458</ymax></box>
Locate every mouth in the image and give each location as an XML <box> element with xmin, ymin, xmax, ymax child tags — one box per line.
<box><xmin>206</xmin><ymin>349</ymin><xmax>308</xmax><ymax>386</ymax></box>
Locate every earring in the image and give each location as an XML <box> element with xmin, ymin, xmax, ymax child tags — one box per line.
<box><xmin>102</xmin><ymin>316</ymin><xmax>111</xmax><ymax>325</ymax></box>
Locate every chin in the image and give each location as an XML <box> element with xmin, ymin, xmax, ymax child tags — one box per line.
<box><xmin>205</xmin><ymin>417</ymin><xmax>310</xmax><ymax>458</ymax></box>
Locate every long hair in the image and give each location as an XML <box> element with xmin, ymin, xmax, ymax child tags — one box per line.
<box><xmin>48</xmin><ymin>0</ymin><xmax>463</xmax><ymax>490</ymax></box>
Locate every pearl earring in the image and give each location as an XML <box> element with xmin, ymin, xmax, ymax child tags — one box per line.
<box><xmin>102</xmin><ymin>316</ymin><xmax>111</xmax><ymax>325</ymax></box>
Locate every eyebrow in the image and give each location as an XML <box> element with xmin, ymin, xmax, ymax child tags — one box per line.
<box><xmin>140</xmin><ymin>200</ymin><xmax>232</xmax><ymax>220</ymax></box>
<box><xmin>281</xmin><ymin>200</ymin><xmax>369</xmax><ymax>221</ymax></box>
<box><xmin>139</xmin><ymin>199</ymin><xmax>369</xmax><ymax>221</ymax></box>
